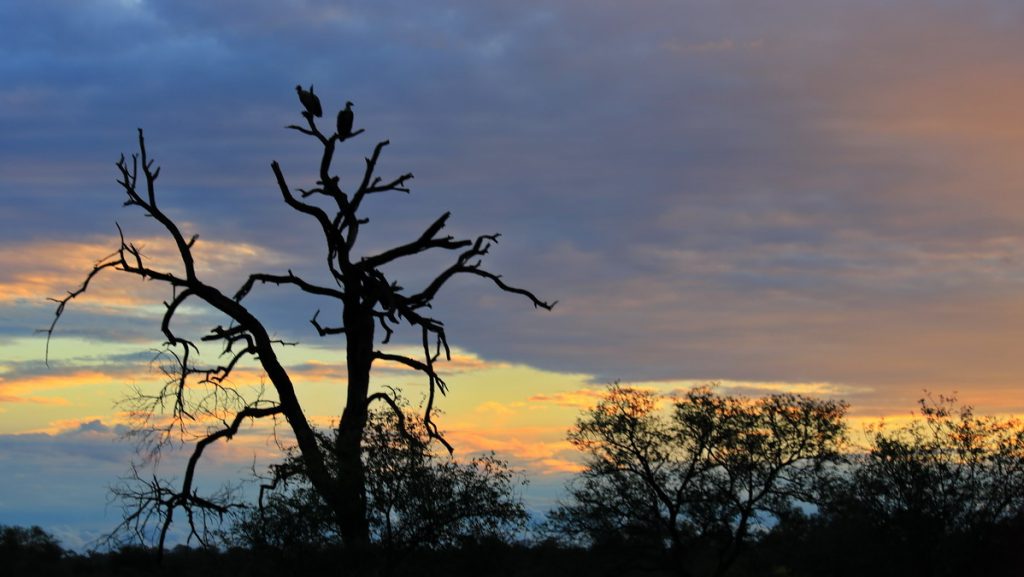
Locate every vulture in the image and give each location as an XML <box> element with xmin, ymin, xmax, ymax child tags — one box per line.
<box><xmin>337</xmin><ymin>101</ymin><xmax>354</xmax><ymax>138</ymax></box>
<box><xmin>295</xmin><ymin>84</ymin><xmax>323</xmax><ymax>118</ymax></box>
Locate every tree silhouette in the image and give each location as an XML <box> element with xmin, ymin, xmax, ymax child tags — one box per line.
<box><xmin>809</xmin><ymin>394</ymin><xmax>1024</xmax><ymax>577</ymax></box>
<box><xmin>234</xmin><ymin>406</ymin><xmax>528</xmax><ymax>552</ymax></box>
<box><xmin>46</xmin><ymin>87</ymin><xmax>553</xmax><ymax>554</ymax></box>
<box><xmin>547</xmin><ymin>384</ymin><xmax>846</xmax><ymax>576</ymax></box>
<box><xmin>0</xmin><ymin>525</ymin><xmax>64</xmax><ymax>571</ymax></box>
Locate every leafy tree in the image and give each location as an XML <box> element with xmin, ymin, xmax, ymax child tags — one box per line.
<box><xmin>811</xmin><ymin>394</ymin><xmax>1024</xmax><ymax>576</ymax></box>
<box><xmin>233</xmin><ymin>407</ymin><xmax>529</xmax><ymax>551</ymax></box>
<box><xmin>0</xmin><ymin>525</ymin><xmax>64</xmax><ymax>569</ymax></box>
<box><xmin>46</xmin><ymin>87</ymin><xmax>552</xmax><ymax>553</ymax></box>
<box><xmin>547</xmin><ymin>384</ymin><xmax>847</xmax><ymax>576</ymax></box>
<box><xmin>547</xmin><ymin>386</ymin><xmax>685</xmax><ymax>551</ymax></box>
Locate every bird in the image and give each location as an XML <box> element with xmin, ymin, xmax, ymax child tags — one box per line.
<box><xmin>337</xmin><ymin>101</ymin><xmax>354</xmax><ymax>138</ymax></box>
<box><xmin>295</xmin><ymin>84</ymin><xmax>322</xmax><ymax>118</ymax></box>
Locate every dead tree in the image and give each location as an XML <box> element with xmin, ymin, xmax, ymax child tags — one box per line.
<box><xmin>46</xmin><ymin>88</ymin><xmax>554</xmax><ymax>553</ymax></box>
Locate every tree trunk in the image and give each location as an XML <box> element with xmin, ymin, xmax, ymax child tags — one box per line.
<box><xmin>334</xmin><ymin>302</ymin><xmax>375</xmax><ymax>548</ymax></box>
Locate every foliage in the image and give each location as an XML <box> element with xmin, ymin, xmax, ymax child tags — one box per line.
<box><xmin>233</xmin><ymin>407</ymin><xmax>529</xmax><ymax>551</ymax></box>
<box><xmin>547</xmin><ymin>384</ymin><xmax>847</xmax><ymax>576</ymax></box>
<box><xmin>803</xmin><ymin>394</ymin><xmax>1024</xmax><ymax>576</ymax></box>
<box><xmin>853</xmin><ymin>394</ymin><xmax>1024</xmax><ymax>529</ymax></box>
<box><xmin>0</xmin><ymin>524</ymin><xmax>64</xmax><ymax>570</ymax></box>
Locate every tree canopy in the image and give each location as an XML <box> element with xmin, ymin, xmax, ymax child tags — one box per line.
<box><xmin>801</xmin><ymin>394</ymin><xmax>1024</xmax><ymax>577</ymax></box>
<box><xmin>548</xmin><ymin>384</ymin><xmax>847</xmax><ymax>576</ymax></box>
<box><xmin>234</xmin><ymin>407</ymin><xmax>528</xmax><ymax>552</ymax></box>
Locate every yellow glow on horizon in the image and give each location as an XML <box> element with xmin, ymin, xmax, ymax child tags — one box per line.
<box><xmin>7</xmin><ymin>329</ymin><xmax>1024</xmax><ymax>480</ymax></box>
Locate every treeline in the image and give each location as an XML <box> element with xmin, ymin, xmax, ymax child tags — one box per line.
<box><xmin>7</xmin><ymin>386</ymin><xmax>1024</xmax><ymax>576</ymax></box>
<box><xmin>542</xmin><ymin>385</ymin><xmax>1024</xmax><ymax>576</ymax></box>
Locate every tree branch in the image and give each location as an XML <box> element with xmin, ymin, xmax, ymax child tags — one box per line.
<box><xmin>234</xmin><ymin>270</ymin><xmax>345</xmax><ymax>302</ymax></box>
<box><xmin>359</xmin><ymin>212</ymin><xmax>472</xmax><ymax>270</ymax></box>
<box><xmin>117</xmin><ymin>129</ymin><xmax>198</xmax><ymax>281</ymax></box>
<box><xmin>310</xmin><ymin>309</ymin><xmax>346</xmax><ymax>336</ymax></box>
<box><xmin>373</xmin><ymin>349</ymin><xmax>453</xmax><ymax>453</ymax></box>
<box><xmin>351</xmin><ymin>140</ymin><xmax>411</xmax><ymax>210</ymax></box>
<box><xmin>150</xmin><ymin>403</ymin><xmax>284</xmax><ymax>552</ymax></box>
<box><xmin>42</xmin><ymin>250</ymin><xmax>122</xmax><ymax>366</ymax></box>
<box><xmin>407</xmin><ymin>234</ymin><xmax>556</xmax><ymax>311</ymax></box>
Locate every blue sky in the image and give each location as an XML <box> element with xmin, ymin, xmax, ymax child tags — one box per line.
<box><xmin>4</xmin><ymin>0</ymin><xmax>1024</xmax><ymax>549</ymax></box>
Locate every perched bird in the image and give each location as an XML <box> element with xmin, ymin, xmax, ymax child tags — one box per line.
<box><xmin>337</xmin><ymin>101</ymin><xmax>354</xmax><ymax>138</ymax></box>
<box><xmin>296</xmin><ymin>84</ymin><xmax>323</xmax><ymax>118</ymax></box>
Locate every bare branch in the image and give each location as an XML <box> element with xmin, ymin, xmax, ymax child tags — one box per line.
<box><xmin>419</xmin><ymin>327</ymin><xmax>454</xmax><ymax>454</ymax></box>
<box><xmin>199</xmin><ymin>343</ymin><xmax>257</xmax><ymax>386</ymax></box>
<box><xmin>141</xmin><ymin>403</ymin><xmax>284</xmax><ymax>552</ymax></box>
<box><xmin>373</xmin><ymin>349</ymin><xmax>453</xmax><ymax>453</ymax></box>
<box><xmin>234</xmin><ymin>270</ymin><xmax>345</xmax><ymax>302</ymax></box>
<box><xmin>285</xmin><ymin>110</ymin><xmax>331</xmax><ymax>145</ymax></box>
<box><xmin>407</xmin><ymin>234</ymin><xmax>556</xmax><ymax>311</ymax></box>
<box><xmin>337</xmin><ymin>128</ymin><xmax>365</xmax><ymax>143</ymax></box>
<box><xmin>352</xmin><ymin>140</ymin><xmax>403</xmax><ymax>209</ymax></box>
<box><xmin>310</xmin><ymin>309</ymin><xmax>346</xmax><ymax>336</ymax></box>
<box><xmin>373</xmin><ymin>350</ymin><xmax>435</xmax><ymax>378</ymax></box>
<box><xmin>42</xmin><ymin>250</ymin><xmax>122</xmax><ymax>366</ymax></box>
<box><xmin>270</xmin><ymin>161</ymin><xmax>344</xmax><ymax>265</ymax></box>
<box><xmin>118</xmin><ymin>129</ymin><xmax>198</xmax><ymax>281</ymax></box>
<box><xmin>359</xmin><ymin>211</ymin><xmax>473</xmax><ymax>270</ymax></box>
<box><xmin>455</xmin><ymin>265</ymin><xmax>557</xmax><ymax>311</ymax></box>
<box><xmin>365</xmin><ymin>172</ymin><xmax>414</xmax><ymax>195</ymax></box>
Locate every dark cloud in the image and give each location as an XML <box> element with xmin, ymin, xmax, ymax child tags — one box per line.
<box><xmin>5</xmin><ymin>0</ymin><xmax>1024</xmax><ymax>427</ymax></box>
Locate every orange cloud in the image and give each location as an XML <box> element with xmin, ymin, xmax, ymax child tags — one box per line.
<box><xmin>473</xmin><ymin>400</ymin><xmax>525</xmax><ymax>417</ymax></box>
<box><xmin>527</xmin><ymin>388</ymin><xmax>609</xmax><ymax>409</ymax></box>
<box><xmin>0</xmin><ymin>235</ymin><xmax>289</xmax><ymax>308</ymax></box>
<box><xmin>40</xmin><ymin>416</ymin><xmax>128</xmax><ymax>435</ymax></box>
<box><xmin>0</xmin><ymin>369</ymin><xmax>131</xmax><ymax>397</ymax></box>
<box><xmin>528</xmin><ymin>385</ymin><xmax>665</xmax><ymax>410</ymax></box>
<box><xmin>665</xmin><ymin>379</ymin><xmax>859</xmax><ymax>398</ymax></box>
<box><xmin>0</xmin><ymin>394</ymin><xmax>70</xmax><ymax>406</ymax></box>
<box><xmin>443</xmin><ymin>427</ymin><xmax>580</xmax><ymax>475</ymax></box>
<box><xmin>535</xmin><ymin>458</ymin><xmax>586</xmax><ymax>475</ymax></box>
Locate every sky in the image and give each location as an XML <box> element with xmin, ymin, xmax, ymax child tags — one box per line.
<box><xmin>4</xmin><ymin>0</ymin><xmax>1024</xmax><ymax>550</ymax></box>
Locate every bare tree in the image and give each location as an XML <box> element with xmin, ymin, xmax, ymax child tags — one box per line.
<box><xmin>46</xmin><ymin>87</ymin><xmax>553</xmax><ymax>553</ymax></box>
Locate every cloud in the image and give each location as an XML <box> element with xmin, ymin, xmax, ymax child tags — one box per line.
<box><xmin>0</xmin><ymin>418</ymin><xmax>132</xmax><ymax>467</ymax></box>
<box><xmin>0</xmin><ymin>394</ymin><xmax>69</xmax><ymax>406</ymax></box>
<box><xmin>0</xmin><ymin>368</ymin><xmax>133</xmax><ymax>401</ymax></box>
<box><xmin>473</xmin><ymin>400</ymin><xmax>524</xmax><ymax>417</ymax></box>
<box><xmin>696</xmin><ymin>379</ymin><xmax>863</xmax><ymax>398</ymax></box>
<box><xmin>443</xmin><ymin>427</ymin><xmax>581</xmax><ymax>475</ymax></box>
<box><xmin>0</xmin><ymin>236</ymin><xmax>290</xmax><ymax>306</ymax></box>
<box><xmin>0</xmin><ymin>415</ymin><xmax>288</xmax><ymax>550</ymax></box>
<box><xmin>528</xmin><ymin>388</ymin><xmax>612</xmax><ymax>409</ymax></box>
<box><xmin>8</xmin><ymin>0</ymin><xmax>1024</xmax><ymax>541</ymax></box>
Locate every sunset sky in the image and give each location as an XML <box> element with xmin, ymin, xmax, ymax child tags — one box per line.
<box><xmin>4</xmin><ymin>0</ymin><xmax>1024</xmax><ymax>549</ymax></box>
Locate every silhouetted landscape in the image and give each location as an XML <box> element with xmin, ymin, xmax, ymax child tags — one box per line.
<box><xmin>7</xmin><ymin>386</ymin><xmax>1024</xmax><ymax>576</ymax></box>
<box><xmin>14</xmin><ymin>85</ymin><xmax>1024</xmax><ymax>577</ymax></box>
<box><xmin>7</xmin><ymin>4</ymin><xmax>1024</xmax><ymax>576</ymax></box>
